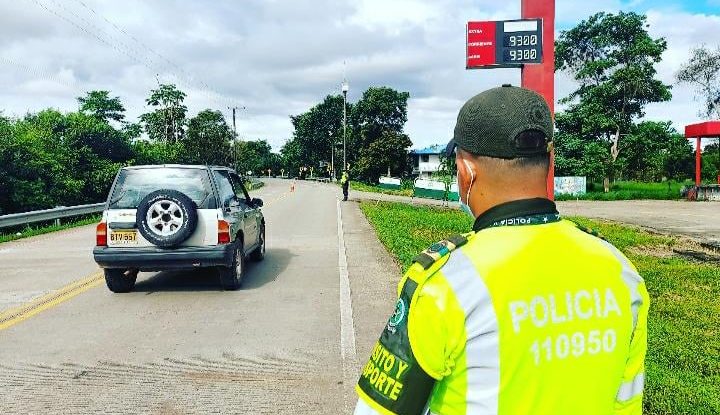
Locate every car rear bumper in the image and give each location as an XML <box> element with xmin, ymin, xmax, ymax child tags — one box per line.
<box><xmin>93</xmin><ymin>244</ymin><xmax>235</xmax><ymax>271</ymax></box>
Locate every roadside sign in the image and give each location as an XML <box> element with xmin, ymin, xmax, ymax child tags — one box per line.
<box><xmin>466</xmin><ymin>18</ymin><xmax>543</xmax><ymax>69</ymax></box>
<box><xmin>554</xmin><ymin>176</ymin><xmax>586</xmax><ymax>196</ymax></box>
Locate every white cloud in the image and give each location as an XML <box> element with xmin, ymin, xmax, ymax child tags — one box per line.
<box><xmin>0</xmin><ymin>0</ymin><xmax>718</xmax><ymax>152</ymax></box>
<box><xmin>644</xmin><ymin>10</ymin><xmax>720</xmax><ymax>129</ymax></box>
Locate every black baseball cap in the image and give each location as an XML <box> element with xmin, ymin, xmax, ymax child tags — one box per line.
<box><xmin>445</xmin><ymin>84</ymin><xmax>553</xmax><ymax>158</ymax></box>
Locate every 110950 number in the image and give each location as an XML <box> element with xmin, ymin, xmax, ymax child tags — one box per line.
<box><xmin>529</xmin><ymin>329</ymin><xmax>617</xmax><ymax>365</ymax></box>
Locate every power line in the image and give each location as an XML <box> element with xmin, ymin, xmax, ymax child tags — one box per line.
<box><xmin>31</xmin><ymin>0</ymin><xmax>239</xmax><ymax>111</ymax></box>
<box><xmin>45</xmin><ymin>0</ymin><xmax>155</xmax><ymax>69</ymax></box>
<box><xmin>67</xmin><ymin>0</ymin><xmax>239</xmax><ymax>109</ymax></box>
<box><xmin>0</xmin><ymin>56</ymin><xmax>146</xmax><ymax>117</ymax></box>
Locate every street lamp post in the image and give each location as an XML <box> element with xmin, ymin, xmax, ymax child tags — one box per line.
<box><xmin>342</xmin><ymin>80</ymin><xmax>349</xmax><ymax>172</ymax></box>
<box><xmin>329</xmin><ymin>130</ymin><xmax>335</xmax><ymax>180</ymax></box>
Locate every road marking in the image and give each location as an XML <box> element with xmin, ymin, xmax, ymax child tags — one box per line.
<box><xmin>0</xmin><ymin>187</ymin><xmax>292</xmax><ymax>332</ymax></box>
<box><xmin>0</xmin><ymin>271</ymin><xmax>103</xmax><ymax>331</ymax></box>
<box><xmin>263</xmin><ymin>190</ymin><xmax>292</xmax><ymax>208</ymax></box>
<box><xmin>337</xmin><ymin>199</ymin><xmax>359</xmax><ymax>410</ymax></box>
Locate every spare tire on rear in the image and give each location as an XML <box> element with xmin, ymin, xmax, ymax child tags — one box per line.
<box><xmin>136</xmin><ymin>189</ymin><xmax>198</xmax><ymax>247</ymax></box>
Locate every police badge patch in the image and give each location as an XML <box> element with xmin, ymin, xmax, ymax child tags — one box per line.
<box><xmin>357</xmin><ymin>278</ymin><xmax>435</xmax><ymax>415</ymax></box>
<box><xmin>387</xmin><ymin>298</ymin><xmax>406</xmax><ymax>333</ymax></box>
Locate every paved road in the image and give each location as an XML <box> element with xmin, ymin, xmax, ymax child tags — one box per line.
<box><xmin>0</xmin><ymin>179</ymin><xmax>397</xmax><ymax>414</ymax></box>
<box><xmin>557</xmin><ymin>199</ymin><xmax>720</xmax><ymax>244</ymax></box>
<box><xmin>349</xmin><ymin>189</ymin><xmax>720</xmax><ymax>244</ymax></box>
<box><xmin>3</xmin><ymin>180</ymin><xmax>715</xmax><ymax>414</ymax></box>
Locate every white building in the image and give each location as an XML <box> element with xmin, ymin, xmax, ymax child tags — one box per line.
<box><xmin>410</xmin><ymin>144</ymin><xmax>444</xmax><ymax>178</ymax></box>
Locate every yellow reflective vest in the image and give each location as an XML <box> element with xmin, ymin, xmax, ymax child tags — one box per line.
<box><xmin>355</xmin><ymin>198</ymin><xmax>649</xmax><ymax>415</ymax></box>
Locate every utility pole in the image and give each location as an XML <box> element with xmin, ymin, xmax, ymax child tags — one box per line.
<box><xmin>330</xmin><ymin>130</ymin><xmax>335</xmax><ymax>180</ymax></box>
<box><xmin>228</xmin><ymin>106</ymin><xmax>245</xmax><ymax>137</ymax></box>
<box><xmin>342</xmin><ymin>79</ymin><xmax>349</xmax><ymax>172</ymax></box>
<box><xmin>228</xmin><ymin>106</ymin><xmax>245</xmax><ymax>170</ymax></box>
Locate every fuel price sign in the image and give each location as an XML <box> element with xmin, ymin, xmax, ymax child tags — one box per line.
<box><xmin>466</xmin><ymin>18</ymin><xmax>543</xmax><ymax>69</ymax></box>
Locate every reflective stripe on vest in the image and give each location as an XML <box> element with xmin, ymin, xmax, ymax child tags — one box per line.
<box><xmin>616</xmin><ymin>372</ymin><xmax>645</xmax><ymax>402</ymax></box>
<box><xmin>600</xmin><ymin>240</ymin><xmax>644</xmax><ymax>331</ymax></box>
<box><xmin>438</xmin><ymin>249</ymin><xmax>499</xmax><ymax>414</ymax></box>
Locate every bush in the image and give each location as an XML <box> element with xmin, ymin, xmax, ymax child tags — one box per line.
<box><xmin>556</xmin><ymin>181</ymin><xmax>692</xmax><ymax>201</ymax></box>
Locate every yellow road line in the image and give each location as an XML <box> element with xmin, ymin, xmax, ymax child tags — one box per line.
<box><xmin>0</xmin><ymin>270</ymin><xmax>103</xmax><ymax>331</ymax></box>
<box><xmin>263</xmin><ymin>190</ymin><xmax>292</xmax><ymax>207</ymax></box>
<box><xmin>0</xmin><ymin>189</ymin><xmax>294</xmax><ymax>332</ymax></box>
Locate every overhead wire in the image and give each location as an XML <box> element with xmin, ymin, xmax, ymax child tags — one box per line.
<box><xmin>28</xmin><ymin>0</ymin><xmax>239</xmax><ymax>114</ymax></box>
<box><xmin>0</xmin><ymin>56</ymin><xmax>146</xmax><ymax>117</ymax></box>
<box><xmin>67</xmin><ymin>0</ymin><xmax>239</xmax><ymax>109</ymax></box>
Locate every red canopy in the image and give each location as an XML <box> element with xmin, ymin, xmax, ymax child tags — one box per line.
<box><xmin>685</xmin><ymin>121</ymin><xmax>720</xmax><ymax>138</ymax></box>
<box><xmin>685</xmin><ymin>121</ymin><xmax>720</xmax><ymax>186</ymax></box>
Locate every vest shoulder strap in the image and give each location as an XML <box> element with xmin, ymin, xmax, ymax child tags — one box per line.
<box><xmin>412</xmin><ymin>232</ymin><xmax>475</xmax><ymax>271</ymax></box>
<box><xmin>571</xmin><ymin>221</ymin><xmax>607</xmax><ymax>241</ymax></box>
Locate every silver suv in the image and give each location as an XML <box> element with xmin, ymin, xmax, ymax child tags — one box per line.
<box><xmin>93</xmin><ymin>165</ymin><xmax>265</xmax><ymax>293</ymax></box>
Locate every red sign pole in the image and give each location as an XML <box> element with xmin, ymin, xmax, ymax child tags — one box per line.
<box><xmin>696</xmin><ymin>137</ymin><xmax>702</xmax><ymax>186</ymax></box>
<box><xmin>521</xmin><ymin>0</ymin><xmax>555</xmax><ymax>200</ymax></box>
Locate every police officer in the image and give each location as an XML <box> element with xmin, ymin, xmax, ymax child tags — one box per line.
<box><xmin>354</xmin><ymin>85</ymin><xmax>649</xmax><ymax>415</ymax></box>
<box><xmin>341</xmin><ymin>170</ymin><xmax>350</xmax><ymax>201</ymax></box>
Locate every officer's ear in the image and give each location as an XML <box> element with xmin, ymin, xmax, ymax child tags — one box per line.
<box><xmin>456</xmin><ymin>149</ymin><xmax>475</xmax><ymax>189</ymax></box>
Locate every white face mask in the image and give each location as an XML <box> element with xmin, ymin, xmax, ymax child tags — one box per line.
<box><xmin>458</xmin><ymin>159</ymin><xmax>475</xmax><ymax>217</ymax></box>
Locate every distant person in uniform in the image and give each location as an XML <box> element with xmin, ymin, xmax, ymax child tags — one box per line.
<box><xmin>341</xmin><ymin>170</ymin><xmax>350</xmax><ymax>201</ymax></box>
<box><xmin>354</xmin><ymin>85</ymin><xmax>649</xmax><ymax>415</ymax></box>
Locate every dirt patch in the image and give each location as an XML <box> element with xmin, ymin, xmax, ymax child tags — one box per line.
<box><xmin>629</xmin><ymin>236</ymin><xmax>720</xmax><ymax>263</ymax></box>
<box><xmin>629</xmin><ymin>244</ymin><xmax>676</xmax><ymax>258</ymax></box>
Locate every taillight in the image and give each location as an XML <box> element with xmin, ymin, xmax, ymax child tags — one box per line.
<box><xmin>218</xmin><ymin>220</ymin><xmax>231</xmax><ymax>244</ymax></box>
<box><xmin>96</xmin><ymin>221</ymin><xmax>107</xmax><ymax>246</ymax></box>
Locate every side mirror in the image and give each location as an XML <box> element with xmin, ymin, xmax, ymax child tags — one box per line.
<box><xmin>252</xmin><ymin>198</ymin><xmax>264</xmax><ymax>208</ymax></box>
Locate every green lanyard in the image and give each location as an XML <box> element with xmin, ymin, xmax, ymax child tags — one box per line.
<box><xmin>486</xmin><ymin>213</ymin><xmax>562</xmax><ymax>229</ymax></box>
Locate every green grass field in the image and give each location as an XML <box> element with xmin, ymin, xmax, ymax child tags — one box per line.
<box><xmin>360</xmin><ymin>201</ymin><xmax>719</xmax><ymax>415</ymax></box>
<box><xmin>347</xmin><ymin>181</ymin><xmax>414</xmax><ymax>197</ymax></box>
<box><xmin>556</xmin><ymin>180</ymin><xmax>691</xmax><ymax>201</ymax></box>
<box><xmin>354</xmin><ymin>179</ymin><xmax>690</xmax><ymax>201</ymax></box>
<box><xmin>0</xmin><ymin>215</ymin><xmax>100</xmax><ymax>244</ymax></box>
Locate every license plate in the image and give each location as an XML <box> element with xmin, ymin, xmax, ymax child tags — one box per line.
<box><xmin>110</xmin><ymin>230</ymin><xmax>137</xmax><ymax>244</ymax></box>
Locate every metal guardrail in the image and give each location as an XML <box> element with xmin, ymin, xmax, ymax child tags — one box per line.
<box><xmin>0</xmin><ymin>203</ymin><xmax>105</xmax><ymax>229</ymax></box>
<box><xmin>0</xmin><ymin>179</ymin><xmax>267</xmax><ymax>230</ymax></box>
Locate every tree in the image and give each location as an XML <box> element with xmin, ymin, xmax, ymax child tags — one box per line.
<box><xmin>77</xmin><ymin>90</ymin><xmax>126</xmax><ymax>123</ymax></box>
<box><xmin>556</xmin><ymin>12</ymin><xmax>672</xmax><ymax>189</ymax></box>
<box><xmin>676</xmin><ymin>45</ymin><xmax>720</xmax><ymax>119</ymax></box>
<box><xmin>284</xmin><ymin>95</ymin><xmax>346</xmax><ymax>173</ymax></box>
<box><xmin>0</xmin><ymin>115</ymin><xmax>14</xmax><ymax>214</ymax></box>
<box><xmin>2</xmin><ymin>110</ymin><xmax>90</xmax><ymax>213</ymax></box>
<box><xmin>702</xmin><ymin>139</ymin><xmax>720</xmax><ymax>182</ymax></box>
<box><xmin>353</xmin><ymin>130</ymin><xmax>412</xmax><ymax>182</ymax></box>
<box><xmin>617</xmin><ymin>121</ymin><xmax>693</xmax><ymax>181</ymax></box>
<box><xmin>131</xmin><ymin>140</ymin><xmax>183</xmax><ymax>165</ymax></box>
<box><xmin>140</xmin><ymin>84</ymin><xmax>187</xmax><ymax>143</ymax></box>
<box><xmin>182</xmin><ymin>109</ymin><xmax>233</xmax><ymax>165</ymax></box>
<box><xmin>350</xmin><ymin>87</ymin><xmax>412</xmax><ymax>181</ymax></box>
<box><xmin>234</xmin><ymin>139</ymin><xmax>276</xmax><ymax>175</ymax></box>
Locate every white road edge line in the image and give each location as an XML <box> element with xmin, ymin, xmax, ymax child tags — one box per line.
<box><xmin>337</xmin><ymin>199</ymin><xmax>359</xmax><ymax>411</ymax></box>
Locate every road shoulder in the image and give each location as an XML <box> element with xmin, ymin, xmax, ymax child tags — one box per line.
<box><xmin>340</xmin><ymin>200</ymin><xmax>399</xmax><ymax>375</ymax></box>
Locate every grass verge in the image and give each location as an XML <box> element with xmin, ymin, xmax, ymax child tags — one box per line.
<box><xmin>0</xmin><ymin>215</ymin><xmax>100</xmax><ymax>244</ymax></box>
<box><xmin>347</xmin><ymin>181</ymin><xmax>414</xmax><ymax>197</ymax></box>
<box><xmin>360</xmin><ymin>201</ymin><xmax>719</xmax><ymax>415</ymax></box>
<box><xmin>555</xmin><ymin>180</ymin><xmax>690</xmax><ymax>201</ymax></box>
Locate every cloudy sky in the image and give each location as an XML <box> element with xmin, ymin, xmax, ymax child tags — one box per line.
<box><xmin>1</xmin><ymin>0</ymin><xmax>718</xmax><ymax>151</ymax></box>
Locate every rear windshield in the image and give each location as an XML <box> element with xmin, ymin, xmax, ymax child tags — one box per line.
<box><xmin>109</xmin><ymin>168</ymin><xmax>215</xmax><ymax>209</ymax></box>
